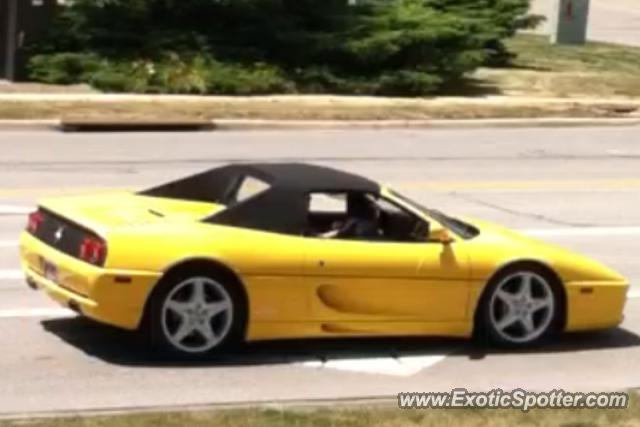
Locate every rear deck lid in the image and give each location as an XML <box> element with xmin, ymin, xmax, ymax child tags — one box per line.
<box><xmin>37</xmin><ymin>192</ymin><xmax>226</xmax><ymax>235</ymax></box>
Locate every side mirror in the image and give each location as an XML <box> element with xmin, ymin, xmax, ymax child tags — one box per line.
<box><xmin>432</xmin><ymin>228</ymin><xmax>454</xmax><ymax>244</ymax></box>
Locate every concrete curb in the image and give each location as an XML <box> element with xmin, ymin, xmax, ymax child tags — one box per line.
<box><xmin>0</xmin><ymin>119</ymin><xmax>61</xmax><ymax>131</ymax></box>
<box><xmin>212</xmin><ymin>117</ymin><xmax>640</xmax><ymax>130</ymax></box>
<box><xmin>0</xmin><ymin>117</ymin><xmax>640</xmax><ymax>132</ymax></box>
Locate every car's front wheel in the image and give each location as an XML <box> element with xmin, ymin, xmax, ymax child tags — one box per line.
<box><xmin>479</xmin><ymin>267</ymin><xmax>561</xmax><ymax>347</ymax></box>
<box><xmin>148</xmin><ymin>272</ymin><xmax>245</xmax><ymax>358</ymax></box>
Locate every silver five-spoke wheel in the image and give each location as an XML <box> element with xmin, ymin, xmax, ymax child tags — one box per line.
<box><xmin>488</xmin><ymin>271</ymin><xmax>556</xmax><ymax>344</ymax></box>
<box><xmin>161</xmin><ymin>277</ymin><xmax>233</xmax><ymax>354</ymax></box>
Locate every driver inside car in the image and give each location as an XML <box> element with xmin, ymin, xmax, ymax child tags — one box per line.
<box><xmin>319</xmin><ymin>194</ymin><xmax>382</xmax><ymax>239</ymax></box>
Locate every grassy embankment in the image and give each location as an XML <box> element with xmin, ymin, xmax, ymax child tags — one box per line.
<box><xmin>1</xmin><ymin>397</ymin><xmax>638</xmax><ymax>427</ymax></box>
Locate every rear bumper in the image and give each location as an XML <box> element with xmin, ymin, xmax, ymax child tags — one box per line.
<box><xmin>565</xmin><ymin>280</ymin><xmax>629</xmax><ymax>331</ymax></box>
<box><xmin>20</xmin><ymin>232</ymin><xmax>161</xmax><ymax>330</ymax></box>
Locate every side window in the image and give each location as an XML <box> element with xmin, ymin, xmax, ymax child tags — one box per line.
<box><xmin>375</xmin><ymin>197</ymin><xmax>407</xmax><ymax>217</ymax></box>
<box><xmin>375</xmin><ymin>196</ymin><xmax>429</xmax><ymax>242</ymax></box>
<box><xmin>309</xmin><ymin>193</ymin><xmax>348</xmax><ymax>215</ymax></box>
<box><xmin>305</xmin><ymin>192</ymin><xmax>429</xmax><ymax>242</ymax></box>
<box><xmin>234</xmin><ymin>176</ymin><xmax>271</xmax><ymax>204</ymax></box>
<box><xmin>306</xmin><ymin>193</ymin><xmax>349</xmax><ymax>236</ymax></box>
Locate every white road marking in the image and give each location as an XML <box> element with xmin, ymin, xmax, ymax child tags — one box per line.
<box><xmin>0</xmin><ymin>270</ymin><xmax>23</xmax><ymax>280</ymax></box>
<box><xmin>0</xmin><ymin>205</ymin><xmax>32</xmax><ymax>215</ymax></box>
<box><xmin>300</xmin><ymin>354</ymin><xmax>448</xmax><ymax>377</ymax></box>
<box><xmin>0</xmin><ymin>308</ymin><xmax>75</xmax><ymax>319</ymax></box>
<box><xmin>522</xmin><ymin>227</ymin><xmax>640</xmax><ymax>237</ymax></box>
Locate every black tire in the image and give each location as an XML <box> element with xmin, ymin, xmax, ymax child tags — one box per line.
<box><xmin>144</xmin><ymin>269</ymin><xmax>247</xmax><ymax>360</ymax></box>
<box><xmin>476</xmin><ymin>265</ymin><xmax>563</xmax><ymax>348</ymax></box>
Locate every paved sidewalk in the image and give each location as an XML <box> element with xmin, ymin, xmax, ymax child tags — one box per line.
<box><xmin>1</xmin><ymin>94</ymin><xmax>639</xmax><ymax>128</ymax></box>
<box><xmin>1</xmin><ymin>93</ymin><xmax>639</xmax><ymax>104</ymax></box>
<box><xmin>0</xmin><ymin>80</ymin><xmax>93</xmax><ymax>94</ymax></box>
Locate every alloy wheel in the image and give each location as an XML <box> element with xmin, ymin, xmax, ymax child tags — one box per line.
<box><xmin>160</xmin><ymin>277</ymin><xmax>233</xmax><ymax>354</ymax></box>
<box><xmin>489</xmin><ymin>271</ymin><xmax>555</xmax><ymax>344</ymax></box>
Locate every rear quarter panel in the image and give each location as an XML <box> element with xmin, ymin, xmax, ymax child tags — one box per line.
<box><xmin>105</xmin><ymin>222</ymin><xmax>313</xmax><ymax>329</ymax></box>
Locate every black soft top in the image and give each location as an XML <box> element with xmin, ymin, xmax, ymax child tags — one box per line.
<box><xmin>235</xmin><ymin>163</ymin><xmax>377</xmax><ymax>192</ymax></box>
<box><xmin>140</xmin><ymin>163</ymin><xmax>380</xmax><ymax>234</ymax></box>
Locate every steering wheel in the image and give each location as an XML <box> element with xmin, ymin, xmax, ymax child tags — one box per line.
<box><xmin>410</xmin><ymin>221</ymin><xmax>429</xmax><ymax>241</ymax></box>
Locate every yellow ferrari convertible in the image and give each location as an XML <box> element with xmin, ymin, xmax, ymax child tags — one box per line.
<box><xmin>20</xmin><ymin>163</ymin><xmax>628</xmax><ymax>357</ymax></box>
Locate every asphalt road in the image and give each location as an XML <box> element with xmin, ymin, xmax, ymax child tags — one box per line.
<box><xmin>532</xmin><ymin>0</ymin><xmax>640</xmax><ymax>46</ymax></box>
<box><xmin>0</xmin><ymin>127</ymin><xmax>639</xmax><ymax>416</ymax></box>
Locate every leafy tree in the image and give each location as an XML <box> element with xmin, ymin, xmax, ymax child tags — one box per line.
<box><xmin>28</xmin><ymin>0</ymin><xmax>537</xmax><ymax>95</ymax></box>
<box><xmin>424</xmin><ymin>0</ymin><xmax>544</xmax><ymax>64</ymax></box>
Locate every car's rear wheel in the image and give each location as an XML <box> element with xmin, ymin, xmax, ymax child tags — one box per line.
<box><xmin>148</xmin><ymin>272</ymin><xmax>245</xmax><ymax>358</ymax></box>
<box><xmin>479</xmin><ymin>267</ymin><xmax>561</xmax><ymax>347</ymax></box>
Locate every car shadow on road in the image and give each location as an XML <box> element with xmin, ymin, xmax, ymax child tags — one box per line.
<box><xmin>41</xmin><ymin>317</ymin><xmax>640</xmax><ymax>368</ymax></box>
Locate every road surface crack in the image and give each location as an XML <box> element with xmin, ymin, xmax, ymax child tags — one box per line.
<box><xmin>449</xmin><ymin>192</ymin><xmax>596</xmax><ymax>227</ymax></box>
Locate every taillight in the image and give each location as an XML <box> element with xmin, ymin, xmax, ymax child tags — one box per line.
<box><xmin>79</xmin><ymin>236</ymin><xmax>107</xmax><ymax>266</ymax></box>
<box><xmin>27</xmin><ymin>211</ymin><xmax>45</xmax><ymax>234</ymax></box>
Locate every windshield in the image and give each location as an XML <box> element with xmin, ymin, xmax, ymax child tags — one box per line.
<box><xmin>388</xmin><ymin>189</ymin><xmax>480</xmax><ymax>240</ymax></box>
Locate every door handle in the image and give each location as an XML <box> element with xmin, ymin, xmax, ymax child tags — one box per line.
<box><xmin>318</xmin><ymin>260</ymin><xmax>325</xmax><ymax>268</ymax></box>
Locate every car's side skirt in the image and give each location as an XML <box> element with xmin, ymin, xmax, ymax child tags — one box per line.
<box><xmin>246</xmin><ymin>320</ymin><xmax>472</xmax><ymax>341</ymax></box>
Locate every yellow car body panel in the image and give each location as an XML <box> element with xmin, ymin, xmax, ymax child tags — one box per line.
<box><xmin>20</xmin><ymin>232</ymin><xmax>160</xmax><ymax>329</ymax></box>
<box><xmin>19</xmin><ymin>187</ymin><xmax>629</xmax><ymax>340</ymax></box>
<box><xmin>458</xmin><ymin>218</ymin><xmax>628</xmax><ymax>332</ymax></box>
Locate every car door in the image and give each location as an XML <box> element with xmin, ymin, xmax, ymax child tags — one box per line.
<box><xmin>303</xmin><ymin>193</ymin><xmax>471</xmax><ymax>326</ymax></box>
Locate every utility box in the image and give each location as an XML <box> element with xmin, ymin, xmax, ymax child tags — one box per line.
<box><xmin>550</xmin><ymin>0</ymin><xmax>590</xmax><ymax>45</ymax></box>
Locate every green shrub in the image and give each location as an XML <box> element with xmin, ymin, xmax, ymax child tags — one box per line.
<box><xmin>89</xmin><ymin>68</ymin><xmax>135</xmax><ymax>92</ymax></box>
<box><xmin>425</xmin><ymin>0</ymin><xmax>544</xmax><ymax>65</ymax></box>
<box><xmin>30</xmin><ymin>52</ymin><xmax>294</xmax><ymax>95</ymax></box>
<box><xmin>375</xmin><ymin>70</ymin><xmax>443</xmax><ymax>96</ymax></box>
<box><xmin>89</xmin><ymin>63</ymin><xmax>150</xmax><ymax>93</ymax></box>
<box><xmin>205</xmin><ymin>62</ymin><xmax>294</xmax><ymax>95</ymax></box>
<box><xmin>28</xmin><ymin>52</ymin><xmax>102</xmax><ymax>84</ymax></box>
<box><xmin>147</xmin><ymin>54</ymin><xmax>209</xmax><ymax>94</ymax></box>
<box><xmin>291</xmin><ymin>67</ymin><xmax>355</xmax><ymax>94</ymax></box>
